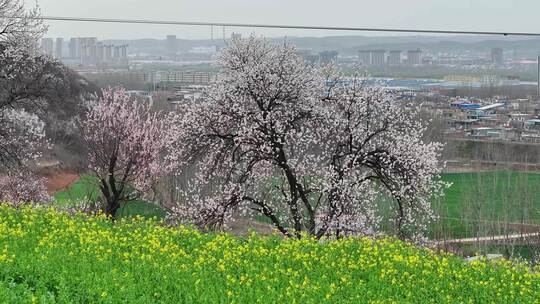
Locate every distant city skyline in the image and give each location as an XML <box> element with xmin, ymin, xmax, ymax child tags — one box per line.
<box><xmin>27</xmin><ymin>0</ymin><xmax>540</xmax><ymax>40</ymax></box>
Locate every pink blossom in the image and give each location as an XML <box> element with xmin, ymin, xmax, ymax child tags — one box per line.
<box><xmin>0</xmin><ymin>171</ymin><xmax>50</xmax><ymax>206</ymax></box>
<box><xmin>82</xmin><ymin>87</ymin><xmax>179</xmax><ymax>216</ymax></box>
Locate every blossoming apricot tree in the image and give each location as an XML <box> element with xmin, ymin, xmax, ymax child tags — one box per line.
<box><xmin>0</xmin><ymin>0</ymin><xmax>48</xmax><ymax>168</ymax></box>
<box><xmin>0</xmin><ymin>0</ymin><xmax>51</xmax><ymax>203</ymax></box>
<box><xmin>81</xmin><ymin>88</ymin><xmax>178</xmax><ymax>217</ymax></box>
<box><xmin>0</xmin><ymin>0</ymin><xmax>46</xmax><ymax>48</ymax></box>
<box><xmin>171</xmin><ymin>37</ymin><xmax>445</xmax><ymax>240</ymax></box>
<box><xmin>0</xmin><ymin>171</ymin><xmax>50</xmax><ymax>206</ymax></box>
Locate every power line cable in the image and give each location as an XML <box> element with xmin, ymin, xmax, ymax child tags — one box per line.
<box><xmin>4</xmin><ymin>15</ymin><xmax>540</xmax><ymax>37</ymax></box>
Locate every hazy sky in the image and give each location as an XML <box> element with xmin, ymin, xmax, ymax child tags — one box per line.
<box><xmin>28</xmin><ymin>0</ymin><xmax>540</xmax><ymax>40</ymax></box>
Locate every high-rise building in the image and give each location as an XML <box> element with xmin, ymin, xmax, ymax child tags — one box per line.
<box><xmin>40</xmin><ymin>38</ymin><xmax>54</xmax><ymax>56</ymax></box>
<box><xmin>388</xmin><ymin>50</ymin><xmax>401</xmax><ymax>65</ymax></box>
<box><xmin>370</xmin><ymin>50</ymin><xmax>386</xmax><ymax>65</ymax></box>
<box><xmin>113</xmin><ymin>45</ymin><xmax>121</xmax><ymax>60</ymax></box>
<box><xmin>80</xmin><ymin>44</ymin><xmax>89</xmax><ymax>63</ymax></box>
<box><xmin>69</xmin><ymin>38</ymin><xmax>80</xmax><ymax>58</ymax></box>
<box><xmin>166</xmin><ymin>35</ymin><xmax>177</xmax><ymax>59</ymax></box>
<box><xmin>491</xmin><ymin>48</ymin><xmax>503</xmax><ymax>65</ymax></box>
<box><xmin>104</xmin><ymin>44</ymin><xmax>113</xmax><ymax>63</ymax></box>
<box><xmin>81</xmin><ymin>37</ymin><xmax>98</xmax><ymax>64</ymax></box>
<box><xmin>69</xmin><ymin>37</ymin><xmax>97</xmax><ymax>63</ymax></box>
<box><xmin>296</xmin><ymin>50</ymin><xmax>319</xmax><ymax>65</ymax></box>
<box><xmin>120</xmin><ymin>45</ymin><xmax>128</xmax><ymax>59</ymax></box>
<box><xmin>407</xmin><ymin>49</ymin><xmax>422</xmax><ymax>65</ymax></box>
<box><xmin>119</xmin><ymin>44</ymin><xmax>129</xmax><ymax>65</ymax></box>
<box><xmin>66</xmin><ymin>37</ymin><xmax>128</xmax><ymax>66</ymax></box>
<box><xmin>358</xmin><ymin>50</ymin><xmax>371</xmax><ymax>65</ymax></box>
<box><xmin>318</xmin><ymin>50</ymin><xmax>338</xmax><ymax>64</ymax></box>
<box><xmin>55</xmin><ymin>38</ymin><xmax>63</xmax><ymax>59</ymax></box>
<box><xmin>96</xmin><ymin>42</ymin><xmax>105</xmax><ymax>63</ymax></box>
<box><xmin>231</xmin><ymin>33</ymin><xmax>242</xmax><ymax>40</ymax></box>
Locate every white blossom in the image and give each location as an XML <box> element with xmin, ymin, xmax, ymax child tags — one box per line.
<box><xmin>170</xmin><ymin>36</ymin><xmax>446</xmax><ymax>240</ymax></box>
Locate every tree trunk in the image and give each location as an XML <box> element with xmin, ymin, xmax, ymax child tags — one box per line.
<box><xmin>104</xmin><ymin>198</ymin><xmax>121</xmax><ymax>218</ymax></box>
<box><xmin>100</xmin><ymin>178</ymin><xmax>122</xmax><ymax>218</ymax></box>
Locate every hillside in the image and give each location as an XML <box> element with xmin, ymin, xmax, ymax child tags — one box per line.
<box><xmin>105</xmin><ymin>35</ymin><xmax>540</xmax><ymax>56</ymax></box>
<box><xmin>0</xmin><ymin>206</ymin><xmax>538</xmax><ymax>303</ymax></box>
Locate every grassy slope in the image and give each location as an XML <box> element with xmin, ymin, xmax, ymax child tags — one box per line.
<box><xmin>435</xmin><ymin>172</ymin><xmax>540</xmax><ymax>238</ymax></box>
<box><xmin>53</xmin><ymin>175</ymin><xmax>101</xmax><ymax>207</ymax></box>
<box><xmin>440</xmin><ymin>172</ymin><xmax>540</xmax><ymax>220</ymax></box>
<box><xmin>0</xmin><ymin>206</ymin><xmax>538</xmax><ymax>303</ymax></box>
<box><xmin>53</xmin><ymin>174</ymin><xmax>166</xmax><ymax>219</ymax></box>
<box><xmin>54</xmin><ymin>171</ymin><xmax>540</xmax><ymax>238</ymax></box>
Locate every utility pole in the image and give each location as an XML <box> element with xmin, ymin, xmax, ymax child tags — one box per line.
<box><xmin>537</xmin><ymin>55</ymin><xmax>540</xmax><ymax>97</ymax></box>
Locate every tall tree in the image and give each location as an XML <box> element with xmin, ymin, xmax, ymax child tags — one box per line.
<box><xmin>0</xmin><ymin>0</ymin><xmax>48</xmax><ymax>168</ymax></box>
<box><xmin>0</xmin><ymin>1</ymin><xmax>93</xmax><ymax>204</ymax></box>
<box><xmin>0</xmin><ymin>0</ymin><xmax>45</xmax><ymax>48</ymax></box>
<box><xmin>0</xmin><ymin>0</ymin><xmax>52</xmax><ymax>203</ymax></box>
<box><xmin>81</xmin><ymin>88</ymin><xmax>178</xmax><ymax>217</ymax></box>
<box><xmin>0</xmin><ymin>171</ymin><xmax>50</xmax><ymax>206</ymax></box>
<box><xmin>171</xmin><ymin>37</ymin><xmax>445</xmax><ymax>240</ymax></box>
